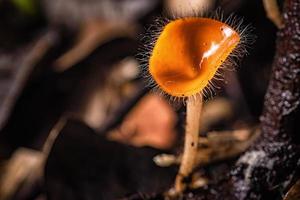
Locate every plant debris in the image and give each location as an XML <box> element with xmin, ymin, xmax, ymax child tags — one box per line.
<box><xmin>0</xmin><ymin>0</ymin><xmax>299</xmax><ymax>200</ymax></box>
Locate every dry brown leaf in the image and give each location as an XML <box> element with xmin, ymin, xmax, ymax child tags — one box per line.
<box><xmin>108</xmin><ymin>94</ymin><xmax>177</xmax><ymax>150</ymax></box>
<box><xmin>0</xmin><ymin>148</ymin><xmax>43</xmax><ymax>200</ymax></box>
<box><xmin>54</xmin><ymin>20</ymin><xmax>137</xmax><ymax>72</ymax></box>
<box><xmin>0</xmin><ymin>118</ymin><xmax>67</xmax><ymax>200</ymax></box>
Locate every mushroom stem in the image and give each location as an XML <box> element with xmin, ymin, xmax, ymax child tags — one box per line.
<box><xmin>175</xmin><ymin>94</ymin><xmax>203</xmax><ymax>193</ymax></box>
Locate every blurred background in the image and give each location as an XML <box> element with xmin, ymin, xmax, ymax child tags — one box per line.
<box><xmin>0</xmin><ymin>0</ymin><xmax>278</xmax><ymax>199</ymax></box>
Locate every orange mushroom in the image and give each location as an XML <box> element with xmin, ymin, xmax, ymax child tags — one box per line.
<box><xmin>149</xmin><ymin>18</ymin><xmax>240</xmax><ymax>97</ymax></box>
<box><xmin>145</xmin><ymin>16</ymin><xmax>251</xmax><ymax>195</ymax></box>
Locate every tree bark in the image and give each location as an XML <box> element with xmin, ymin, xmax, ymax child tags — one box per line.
<box><xmin>232</xmin><ymin>0</ymin><xmax>300</xmax><ymax>199</ymax></box>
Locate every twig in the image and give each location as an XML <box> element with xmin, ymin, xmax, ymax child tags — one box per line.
<box><xmin>263</xmin><ymin>0</ymin><xmax>284</xmax><ymax>28</ymax></box>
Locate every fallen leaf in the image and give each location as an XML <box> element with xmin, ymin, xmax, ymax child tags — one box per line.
<box><xmin>108</xmin><ymin>94</ymin><xmax>177</xmax><ymax>150</ymax></box>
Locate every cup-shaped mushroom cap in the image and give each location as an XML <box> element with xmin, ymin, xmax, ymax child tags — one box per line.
<box><xmin>149</xmin><ymin>18</ymin><xmax>240</xmax><ymax>97</ymax></box>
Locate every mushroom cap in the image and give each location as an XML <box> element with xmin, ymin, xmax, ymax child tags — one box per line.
<box><xmin>149</xmin><ymin>17</ymin><xmax>240</xmax><ymax>97</ymax></box>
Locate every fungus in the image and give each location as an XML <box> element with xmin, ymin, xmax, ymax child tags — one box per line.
<box><xmin>142</xmin><ymin>14</ymin><xmax>252</xmax><ymax>195</ymax></box>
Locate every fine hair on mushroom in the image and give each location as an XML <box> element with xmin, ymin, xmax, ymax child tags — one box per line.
<box><xmin>139</xmin><ymin>9</ymin><xmax>254</xmax><ymax>103</ymax></box>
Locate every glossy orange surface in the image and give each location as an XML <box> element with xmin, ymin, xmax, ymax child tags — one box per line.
<box><xmin>149</xmin><ymin>18</ymin><xmax>240</xmax><ymax>97</ymax></box>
